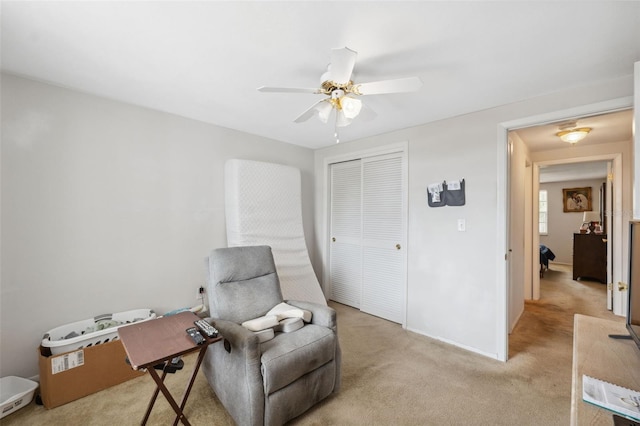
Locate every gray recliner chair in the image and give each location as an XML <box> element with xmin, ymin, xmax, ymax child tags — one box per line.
<box><xmin>202</xmin><ymin>245</ymin><xmax>341</xmax><ymax>426</ymax></box>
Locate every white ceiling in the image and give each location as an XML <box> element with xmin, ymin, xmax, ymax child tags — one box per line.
<box><xmin>513</xmin><ymin>109</ymin><xmax>633</xmax><ymax>183</ymax></box>
<box><xmin>538</xmin><ymin>161</ymin><xmax>609</xmax><ymax>184</ymax></box>
<box><xmin>2</xmin><ymin>1</ymin><xmax>639</xmax><ymax>150</ymax></box>
<box><xmin>513</xmin><ymin>109</ymin><xmax>634</xmax><ymax>153</ymax></box>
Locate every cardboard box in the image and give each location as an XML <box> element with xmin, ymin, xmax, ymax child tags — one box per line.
<box><xmin>38</xmin><ymin>340</ymin><xmax>144</xmax><ymax>409</ymax></box>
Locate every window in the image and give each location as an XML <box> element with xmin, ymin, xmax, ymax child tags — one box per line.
<box><xmin>539</xmin><ymin>190</ymin><xmax>548</xmax><ymax>234</ymax></box>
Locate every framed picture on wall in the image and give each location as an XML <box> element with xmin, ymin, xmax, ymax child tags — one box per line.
<box><xmin>563</xmin><ymin>187</ymin><xmax>592</xmax><ymax>212</ymax></box>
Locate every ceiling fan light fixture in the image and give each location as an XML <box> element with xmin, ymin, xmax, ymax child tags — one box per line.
<box><xmin>336</xmin><ymin>110</ymin><xmax>352</xmax><ymax>128</ymax></box>
<box><xmin>316</xmin><ymin>101</ymin><xmax>333</xmax><ymax>123</ymax></box>
<box><xmin>339</xmin><ymin>96</ymin><xmax>362</xmax><ymax>119</ymax></box>
<box><xmin>556</xmin><ymin>127</ymin><xmax>592</xmax><ymax>144</ymax></box>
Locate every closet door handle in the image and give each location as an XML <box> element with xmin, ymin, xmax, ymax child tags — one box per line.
<box><xmin>332</xmin><ymin>237</ymin><xmax>336</xmax><ymax>242</ymax></box>
<box><xmin>396</xmin><ymin>244</ymin><xmax>401</xmax><ymax>250</ymax></box>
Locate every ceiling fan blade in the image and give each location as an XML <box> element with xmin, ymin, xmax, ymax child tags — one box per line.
<box><xmin>354</xmin><ymin>76</ymin><xmax>422</xmax><ymax>95</ymax></box>
<box><xmin>258</xmin><ymin>86</ymin><xmax>321</xmax><ymax>94</ymax></box>
<box><xmin>294</xmin><ymin>99</ymin><xmax>333</xmax><ymax>123</ymax></box>
<box><xmin>328</xmin><ymin>47</ymin><xmax>357</xmax><ymax>85</ymax></box>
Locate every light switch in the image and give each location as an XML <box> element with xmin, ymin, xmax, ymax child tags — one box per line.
<box><xmin>457</xmin><ymin>219</ymin><xmax>466</xmax><ymax>232</ymax></box>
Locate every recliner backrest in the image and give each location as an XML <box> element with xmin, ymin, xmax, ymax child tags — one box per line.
<box><xmin>207</xmin><ymin>245</ymin><xmax>284</xmax><ymax>324</ymax></box>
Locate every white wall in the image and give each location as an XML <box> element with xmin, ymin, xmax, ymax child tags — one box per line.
<box><xmin>540</xmin><ymin>178</ymin><xmax>606</xmax><ymax>264</ymax></box>
<box><xmin>0</xmin><ymin>74</ymin><xmax>316</xmax><ymax>378</ymax></box>
<box><xmin>314</xmin><ymin>75</ymin><xmax>634</xmax><ymax>359</ymax></box>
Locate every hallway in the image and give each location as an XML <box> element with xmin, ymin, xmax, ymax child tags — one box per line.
<box><xmin>510</xmin><ymin>262</ymin><xmax>622</xmax><ymax>360</ymax></box>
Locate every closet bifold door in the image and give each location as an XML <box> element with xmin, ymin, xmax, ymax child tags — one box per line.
<box><xmin>360</xmin><ymin>154</ymin><xmax>405</xmax><ymax>323</ymax></box>
<box><xmin>329</xmin><ymin>160</ymin><xmax>363</xmax><ymax>308</ymax></box>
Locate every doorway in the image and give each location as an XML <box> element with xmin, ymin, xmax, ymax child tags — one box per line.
<box><xmin>510</xmin><ymin>108</ymin><xmax>632</xmax><ymax>316</ymax></box>
<box><xmin>497</xmin><ymin>98</ymin><xmax>634</xmax><ymax>361</ymax></box>
<box><xmin>530</xmin><ymin>158</ymin><xmax>616</xmax><ymax>307</ymax></box>
<box><xmin>527</xmin><ymin>161</ymin><xmax>621</xmax><ymax>302</ymax></box>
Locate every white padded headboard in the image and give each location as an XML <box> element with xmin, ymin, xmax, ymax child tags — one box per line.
<box><xmin>224</xmin><ymin>159</ymin><xmax>327</xmax><ymax>305</ymax></box>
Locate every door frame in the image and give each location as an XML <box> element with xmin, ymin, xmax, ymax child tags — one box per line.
<box><xmin>497</xmin><ymin>96</ymin><xmax>633</xmax><ymax>361</ymax></box>
<box><xmin>321</xmin><ymin>141</ymin><xmax>409</xmax><ymax>327</ymax></box>
<box><xmin>531</xmin><ymin>153</ymin><xmax>623</xmax><ymax>309</ymax></box>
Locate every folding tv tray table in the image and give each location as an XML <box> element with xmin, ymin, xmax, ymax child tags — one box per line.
<box><xmin>118</xmin><ymin>311</ymin><xmax>221</xmax><ymax>425</ymax></box>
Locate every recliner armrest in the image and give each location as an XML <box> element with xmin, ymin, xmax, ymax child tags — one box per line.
<box><xmin>205</xmin><ymin>318</ymin><xmax>261</xmax><ymax>354</ymax></box>
<box><xmin>203</xmin><ymin>317</ymin><xmax>265</xmax><ymax>425</ymax></box>
<box><xmin>284</xmin><ymin>300</ymin><xmax>337</xmax><ymax>331</ymax></box>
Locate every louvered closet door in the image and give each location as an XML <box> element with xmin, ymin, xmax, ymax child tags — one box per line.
<box><xmin>328</xmin><ymin>153</ymin><xmax>406</xmax><ymax>323</ymax></box>
<box><xmin>360</xmin><ymin>154</ymin><xmax>405</xmax><ymax>323</ymax></box>
<box><xmin>329</xmin><ymin>160</ymin><xmax>362</xmax><ymax>308</ymax></box>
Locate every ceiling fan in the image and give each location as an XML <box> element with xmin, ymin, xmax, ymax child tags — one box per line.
<box><xmin>258</xmin><ymin>47</ymin><xmax>423</xmax><ymax>139</ymax></box>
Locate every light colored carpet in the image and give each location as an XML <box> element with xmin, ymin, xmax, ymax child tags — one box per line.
<box><xmin>2</xmin><ymin>263</ymin><xmax>621</xmax><ymax>425</ymax></box>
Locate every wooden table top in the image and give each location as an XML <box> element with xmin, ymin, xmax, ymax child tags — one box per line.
<box><xmin>571</xmin><ymin>314</ymin><xmax>640</xmax><ymax>425</ymax></box>
<box><xmin>118</xmin><ymin>311</ymin><xmax>221</xmax><ymax>370</ymax></box>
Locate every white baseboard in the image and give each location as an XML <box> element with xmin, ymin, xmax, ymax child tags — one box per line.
<box><xmin>509</xmin><ymin>308</ymin><xmax>524</xmax><ymax>334</ymax></box>
<box><xmin>405</xmin><ymin>326</ymin><xmax>503</xmax><ymax>362</ymax></box>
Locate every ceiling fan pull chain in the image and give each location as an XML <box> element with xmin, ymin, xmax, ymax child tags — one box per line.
<box><xmin>334</xmin><ymin>117</ymin><xmax>340</xmax><ymax>143</ymax></box>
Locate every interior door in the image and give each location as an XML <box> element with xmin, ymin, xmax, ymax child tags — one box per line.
<box><xmin>360</xmin><ymin>154</ymin><xmax>406</xmax><ymax>323</ymax></box>
<box><xmin>611</xmin><ymin>60</ymin><xmax>640</xmax><ymax>316</ymax></box>
<box><xmin>624</xmin><ymin>60</ymin><xmax>640</xmax><ymax>317</ymax></box>
<box><xmin>636</xmin><ymin>60</ymin><xmax>640</xmax><ymax>223</ymax></box>
<box><xmin>329</xmin><ymin>160</ymin><xmax>362</xmax><ymax>308</ymax></box>
<box><xmin>606</xmin><ymin>163</ymin><xmax>613</xmax><ymax>310</ymax></box>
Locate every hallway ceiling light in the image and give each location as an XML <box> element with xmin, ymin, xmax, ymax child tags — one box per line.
<box><xmin>555</xmin><ymin>122</ymin><xmax>592</xmax><ymax>144</ymax></box>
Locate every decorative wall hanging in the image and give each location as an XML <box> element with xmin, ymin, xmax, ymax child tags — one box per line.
<box><xmin>427</xmin><ymin>179</ymin><xmax>465</xmax><ymax>207</ymax></box>
<box><xmin>562</xmin><ymin>187</ymin><xmax>592</xmax><ymax>213</ymax></box>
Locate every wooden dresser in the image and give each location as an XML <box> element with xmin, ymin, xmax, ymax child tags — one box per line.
<box><xmin>573</xmin><ymin>233</ymin><xmax>607</xmax><ymax>283</ymax></box>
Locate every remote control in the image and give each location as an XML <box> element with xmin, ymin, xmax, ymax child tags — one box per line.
<box><xmin>195</xmin><ymin>319</ymin><xmax>219</xmax><ymax>338</ymax></box>
<box><xmin>186</xmin><ymin>327</ymin><xmax>205</xmax><ymax>345</ymax></box>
